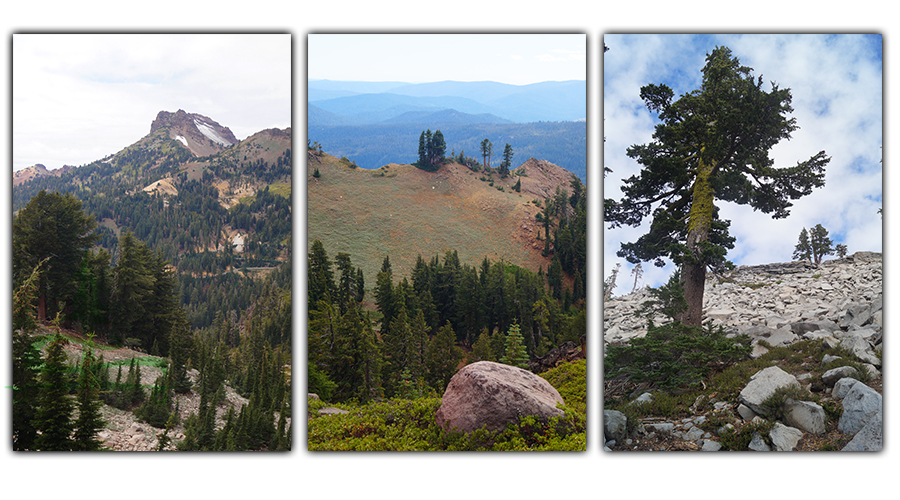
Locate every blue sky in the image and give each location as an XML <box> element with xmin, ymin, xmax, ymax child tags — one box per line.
<box><xmin>308</xmin><ymin>34</ymin><xmax>586</xmax><ymax>85</ymax></box>
<box><xmin>12</xmin><ymin>34</ymin><xmax>291</xmax><ymax>172</ymax></box>
<box><xmin>603</xmin><ymin>34</ymin><xmax>883</xmax><ymax>296</ymax></box>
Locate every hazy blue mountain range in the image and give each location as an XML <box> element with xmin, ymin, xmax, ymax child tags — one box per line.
<box><xmin>308</xmin><ymin>121</ymin><xmax>586</xmax><ymax>181</ymax></box>
<box><xmin>308</xmin><ymin>79</ymin><xmax>586</xmax><ymax>123</ymax></box>
<box><xmin>308</xmin><ymin>79</ymin><xmax>586</xmax><ymax>179</ymax></box>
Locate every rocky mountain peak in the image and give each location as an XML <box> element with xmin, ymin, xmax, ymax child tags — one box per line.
<box><xmin>150</xmin><ymin>109</ymin><xmax>238</xmax><ymax>157</ymax></box>
<box><xmin>13</xmin><ymin>163</ymin><xmax>75</xmax><ymax>187</ymax></box>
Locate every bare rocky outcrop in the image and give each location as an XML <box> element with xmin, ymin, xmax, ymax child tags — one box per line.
<box><xmin>151</xmin><ymin>109</ymin><xmax>238</xmax><ymax>157</ymax></box>
<box><xmin>435</xmin><ymin>361</ymin><xmax>565</xmax><ymax>433</ymax></box>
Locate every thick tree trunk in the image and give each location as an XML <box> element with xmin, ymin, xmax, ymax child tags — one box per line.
<box><xmin>679</xmin><ymin>259</ymin><xmax>706</xmax><ymax>327</ymax></box>
<box><xmin>678</xmin><ymin>154</ymin><xmax>715</xmax><ymax>327</ymax></box>
<box><xmin>38</xmin><ymin>293</ymin><xmax>47</xmax><ymax>322</ymax></box>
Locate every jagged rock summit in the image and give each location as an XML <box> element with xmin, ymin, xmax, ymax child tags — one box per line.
<box><xmin>150</xmin><ymin>109</ymin><xmax>238</xmax><ymax>157</ymax></box>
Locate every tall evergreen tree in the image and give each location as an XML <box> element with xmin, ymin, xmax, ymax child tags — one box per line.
<box><xmin>500</xmin><ymin>143</ymin><xmax>514</xmax><ymax>177</ymax></box>
<box><xmin>605</xmin><ymin>46</ymin><xmax>830</xmax><ymax>326</ymax></box>
<box><xmin>72</xmin><ymin>346</ymin><xmax>106</xmax><ymax>451</ymax></box>
<box><xmin>793</xmin><ymin>227</ymin><xmax>812</xmax><ymax>262</ymax></box>
<box><xmin>374</xmin><ymin>256</ymin><xmax>395</xmax><ymax>336</ymax></box>
<box><xmin>13</xmin><ymin>190</ymin><xmax>99</xmax><ymax>322</ymax></box>
<box><xmin>34</xmin><ymin>333</ymin><xmax>75</xmax><ymax>451</ymax></box>
<box><xmin>480</xmin><ymin>138</ymin><xmax>493</xmax><ymax>169</ymax></box>
<box><xmin>425</xmin><ymin>321</ymin><xmax>464</xmax><ymax>391</ymax></box>
<box><xmin>12</xmin><ymin>259</ymin><xmax>46</xmax><ymax>450</ymax></box>
<box><xmin>111</xmin><ymin>231</ymin><xmax>155</xmax><ymax>345</ymax></box>
<box><xmin>809</xmin><ymin>223</ymin><xmax>835</xmax><ymax>264</ymax></box>
<box><xmin>308</xmin><ymin>239</ymin><xmax>336</xmax><ymax>315</ymax></box>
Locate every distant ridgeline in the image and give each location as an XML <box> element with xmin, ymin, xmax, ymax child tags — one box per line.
<box><xmin>308</xmin><ymin>121</ymin><xmax>586</xmax><ymax>180</ymax></box>
<box><xmin>307</xmin><ymin>80</ymin><xmax>586</xmax><ymax>180</ymax></box>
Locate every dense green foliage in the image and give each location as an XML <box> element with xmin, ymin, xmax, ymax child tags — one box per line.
<box><xmin>34</xmin><ymin>333</ymin><xmax>76</xmax><ymax>450</ymax></box>
<box><xmin>13</xmin><ymin>131</ymin><xmax>292</xmax><ymax>331</ymax></box>
<box><xmin>309</xmin><ymin>241</ymin><xmax>586</xmax><ymax>403</ymax></box>
<box><xmin>794</xmin><ymin>224</ymin><xmax>836</xmax><ymax>264</ymax></box>
<box><xmin>605</xmin><ymin>321</ymin><xmax>752</xmax><ymax>390</ymax></box>
<box><xmin>307</xmin><ymin>359</ymin><xmax>586</xmax><ymax>451</ymax></box>
<box><xmin>13</xmin><ymin>191</ymin><xmax>98</xmax><ymax>323</ymax></box>
<box><xmin>416</xmin><ymin>129</ymin><xmax>447</xmax><ymax>171</ymax></box>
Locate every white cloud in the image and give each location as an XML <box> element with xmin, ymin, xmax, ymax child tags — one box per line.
<box><xmin>604</xmin><ymin>34</ymin><xmax>882</xmax><ymax>297</ymax></box>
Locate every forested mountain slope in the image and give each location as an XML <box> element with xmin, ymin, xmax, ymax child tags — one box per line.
<box><xmin>13</xmin><ymin>110</ymin><xmax>292</xmax><ymax>330</ymax></box>
<box><xmin>13</xmin><ymin>110</ymin><xmax>293</xmax><ymax>451</ymax></box>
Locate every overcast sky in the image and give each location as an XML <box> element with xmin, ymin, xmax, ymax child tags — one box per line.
<box><xmin>308</xmin><ymin>33</ymin><xmax>586</xmax><ymax>85</ymax></box>
<box><xmin>12</xmin><ymin>34</ymin><xmax>291</xmax><ymax>172</ymax></box>
<box><xmin>603</xmin><ymin>34</ymin><xmax>883</xmax><ymax>297</ymax></box>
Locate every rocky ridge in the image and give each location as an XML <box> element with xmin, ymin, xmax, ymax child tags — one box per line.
<box><xmin>150</xmin><ymin>109</ymin><xmax>238</xmax><ymax>157</ymax></box>
<box><xmin>604</xmin><ymin>252</ymin><xmax>882</xmax><ymax>345</ymax></box>
<box><xmin>603</xmin><ymin>252</ymin><xmax>883</xmax><ymax>451</ymax></box>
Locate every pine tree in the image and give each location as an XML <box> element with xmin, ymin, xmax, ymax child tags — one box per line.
<box><xmin>471</xmin><ymin>329</ymin><xmax>494</xmax><ymax>362</ymax></box>
<box><xmin>13</xmin><ymin>190</ymin><xmax>99</xmax><ymax>322</ymax></box>
<box><xmin>500</xmin><ymin>322</ymin><xmax>529</xmax><ymax>369</ymax></box>
<box><xmin>605</xmin><ymin>46</ymin><xmax>830</xmax><ymax>326</ymax></box>
<box><xmin>12</xmin><ymin>259</ymin><xmax>46</xmax><ymax>450</ymax></box>
<box><xmin>809</xmin><ymin>223</ymin><xmax>835</xmax><ymax>264</ymax></box>
<box><xmin>374</xmin><ymin>256</ymin><xmax>395</xmax><ymax>336</ymax></box>
<box><xmin>793</xmin><ymin>227</ymin><xmax>812</xmax><ymax>261</ymax></box>
<box><xmin>72</xmin><ymin>346</ymin><xmax>106</xmax><ymax>451</ymax></box>
<box><xmin>425</xmin><ymin>321</ymin><xmax>464</xmax><ymax>390</ymax></box>
<box><xmin>500</xmin><ymin>143</ymin><xmax>513</xmax><ymax>177</ymax></box>
<box><xmin>480</xmin><ymin>139</ymin><xmax>493</xmax><ymax>170</ymax></box>
<box><xmin>110</xmin><ymin>231</ymin><xmax>155</xmax><ymax>345</ymax></box>
<box><xmin>835</xmin><ymin>243</ymin><xmax>848</xmax><ymax>258</ymax></box>
<box><xmin>34</xmin><ymin>333</ymin><xmax>75</xmax><ymax>451</ymax></box>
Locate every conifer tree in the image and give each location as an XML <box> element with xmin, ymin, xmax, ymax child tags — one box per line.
<box><xmin>500</xmin><ymin>322</ymin><xmax>529</xmax><ymax>369</ymax></box>
<box><xmin>480</xmin><ymin>139</ymin><xmax>493</xmax><ymax>169</ymax></box>
<box><xmin>425</xmin><ymin>321</ymin><xmax>464</xmax><ymax>390</ymax></box>
<box><xmin>471</xmin><ymin>329</ymin><xmax>494</xmax><ymax>362</ymax></box>
<box><xmin>374</xmin><ymin>256</ymin><xmax>395</xmax><ymax>335</ymax></box>
<box><xmin>500</xmin><ymin>143</ymin><xmax>514</xmax><ymax>177</ymax></box>
<box><xmin>72</xmin><ymin>346</ymin><xmax>106</xmax><ymax>451</ymax></box>
<box><xmin>605</xmin><ymin>46</ymin><xmax>829</xmax><ymax>326</ymax></box>
<box><xmin>835</xmin><ymin>243</ymin><xmax>848</xmax><ymax>258</ymax></box>
<box><xmin>793</xmin><ymin>227</ymin><xmax>812</xmax><ymax>262</ymax></box>
<box><xmin>12</xmin><ymin>259</ymin><xmax>46</xmax><ymax>450</ymax></box>
<box><xmin>34</xmin><ymin>333</ymin><xmax>75</xmax><ymax>451</ymax></box>
<box><xmin>13</xmin><ymin>190</ymin><xmax>98</xmax><ymax>322</ymax></box>
<box><xmin>809</xmin><ymin>223</ymin><xmax>835</xmax><ymax>264</ymax></box>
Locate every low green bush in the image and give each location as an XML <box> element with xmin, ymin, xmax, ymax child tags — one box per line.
<box><xmin>604</xmin><ymin>321</ymin><xmax>751</xmax><ymax>390</ymax></box>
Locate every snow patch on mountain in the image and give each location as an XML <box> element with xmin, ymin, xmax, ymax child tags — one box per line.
<box><xmin>194</xmin><ymin>118</ymin><xmax>233</xmax><ymax>146</ymax></box>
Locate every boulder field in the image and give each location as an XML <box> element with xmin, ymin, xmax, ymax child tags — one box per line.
<box><xmin>603</xmin><ymin>252</ymin><xmax>882</xmax><ymax>451</ymax></box>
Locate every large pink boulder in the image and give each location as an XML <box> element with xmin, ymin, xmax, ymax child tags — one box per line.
<box><xmin>435</xmin><ymin>361</ymin><xmax>565</xmax><ymax>433</ymax></box>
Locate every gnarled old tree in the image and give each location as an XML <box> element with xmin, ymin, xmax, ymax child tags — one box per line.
<box><xmin>605</xmin><ymin>46</ymin><xmax>830</xmax><ymax>326</ymax></box>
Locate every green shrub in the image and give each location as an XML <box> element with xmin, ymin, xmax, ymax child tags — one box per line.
<box><xmin>604</xmin><ymin>321</ymin><xmax>751</xmax><ymax>390</ymax></box>
<box><xmin>718</xmin><ymin>418</ymin><xmax>775</xmax><ymax>451</ymax></box>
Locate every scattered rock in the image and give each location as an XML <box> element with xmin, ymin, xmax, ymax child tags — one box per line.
<box><xmin>738</xmin><ymin>366</ymin><xmax>800</xmax><ymax>416</ymax></box>
<box><xmin>604</xmin><ymin>410</ymin><xmax>628</xmax><ymax>444</ymax></box>
<box><xmin>435</xmin><ymin>361</ymin><xmax>564</xmax><ymax>433</ymax></box>
<box><xmin>838</xmin><ymin>381</ymin><xmax>882</xmax><ymax>435</ymax></box>
<box><xmin>783</xmin><ymin>398</ymin><xmax>826</xmax><ymax>435</ymax></box>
